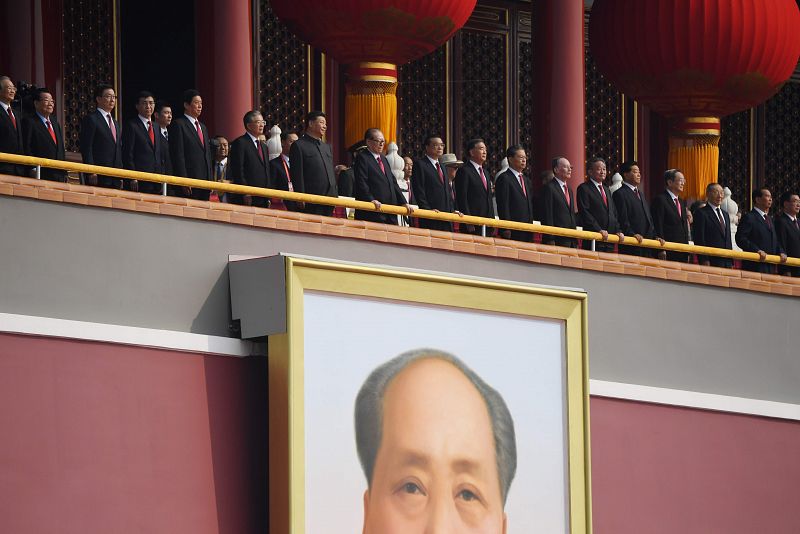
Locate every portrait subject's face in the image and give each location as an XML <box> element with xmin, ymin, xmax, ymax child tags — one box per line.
<box><xmin>362</xmin><ymin>358</ymin><xmax>507</xmax><ymax>534</ymax></box>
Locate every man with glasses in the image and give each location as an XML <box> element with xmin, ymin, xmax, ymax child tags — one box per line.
<box><xmin>0</xmin><ymin>76</ymin><xmax>26</xmax><ymax>177</ymax></box>
<box><xmin>692</xmin><ymin>182</ymin><xmax>733</xmax><ymax>268</ymax></box>
<box><xmin>353</xmin><ymin>128</ymin><xmax>413</xmax><ymax>224</ymax></box>
<box><xmin>121</xmin><ymin>91</ymin><xmax>164</xmax><ymax>194</ymax></box>
<box><xmin>651</xmin><ymin>168</ymin><xmax>690</xmax><ymax>262</ymax></box>
<box><xmin>79</xmin><ymin>84</ymin><xmax>125</xmax><ymax>189</ymax></box>
<box><xmin>411</xmin><ymin>134</ymin><xmax>454</xmax><ymax>232</ymax></box>
<box><xmin>540</xmin><ymin>156</ymin><xmax>577</xmax><ymax>247</ymax></box>
<box><xmin>228</xmin><ymin>110</ymin><xmax>271</xmax><ymax>208</ymax></box>
<box><xmin>21</xmin><ymin>88</ymin><xmax>66</xmax><ymax>182</ymax></box>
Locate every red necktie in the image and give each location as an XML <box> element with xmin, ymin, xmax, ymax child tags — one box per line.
<box><xmin>106</xmin><ymin>114</ymin><xmax>116</xmax><ymax>142</ymax></box>
<box><xmin>519</xmin><ymin>174</ymin><xmax>527</xmax><ymax>197</ymax></box>
<box><xmin>377</xmin><ymin>155</ymin><xmax>385</xmax><ymax>174</ymax></box>
<box><xmin>598</xmin><ymin>183</ymin><xmax>607</xmax><ymax>206</ymax></box>
<box><xmin>256</xmin><ymin>140</ymin><xmax>264</xmax><ymax>162</ymax></box>
<box><xmin>282</xmin><ymin>158</ymin><xmax>293</xmax><ymax>191</ymax></box>
<box><xmin>674</xmin><ymin>197</ymin><xmax>682</xmax><ymax>217</ymax></box>
<box><xmin>479</xmin><ymin>166</ymin><xmax>487</xmax><ymax>190</ymax></box>
<box><xmin>436</xmin><ymin>162</ymin><xmax>444</xmax><ymax>184</ymax></box>
<box><xmin>147</xmin><ymin>121</ymin><xmax>155</xmax><ymax>145</ymax></box>
<box><xmin>563</xmin><ymin>183</ymin><xmax>570</xmax><ymax>204</ymax></box>
<box><xmin>7</xmin><ymin>107</ymin><xmax>16</xmax><ymax>129</ymax></box>
<box><xmin>46</xmin><ymin>119</ymin><xmax>56</xmax><ymax>144</ymax></box>
<box><xmin>195</xmin><ymin>120</ymin><xmax>204</xmax><ymax>146</ymax></box>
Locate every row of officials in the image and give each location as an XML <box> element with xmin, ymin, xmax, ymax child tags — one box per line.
<box><xmin>0</xmin><ymin>79</ymin><xmax>797</xmax><ymax>276</ymax></box>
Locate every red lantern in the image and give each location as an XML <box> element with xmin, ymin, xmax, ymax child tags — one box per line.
<box><xmin>588</xmin><ymin>0</ymin><xmax>800</xmax><ymax>198</ymax></box>
<box><xmin>588</xmin><ymin>0</ymin><xmax>800</xmax><ymax>118</ymax></box>
<box><xmin>271</xmin><ymin>0</ymin><xmax>476</xmax><ymax>66</ymax></box>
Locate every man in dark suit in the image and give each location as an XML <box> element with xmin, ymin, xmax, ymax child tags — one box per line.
<box><xmin>692</xmin><ymin>183</ymin><xmax>734</xmax><ymax>268</ymax></box>
<box><xmin>613</xmin><ymin>160</ymin><xmax>661</xmax><ymax>256</ymax></box>
<box><xmin>228</xmin><ymin>110</ymin><xmax>271</xmax><ymax>208</ymax></box>
<box><xmin>121</xmin><ymin>91</ymin><xmax>164</xmax><ymax>195</ymax></box>
<box><xmin>270</xmin><ymin>130</ymin><xmax>299</xmax><ymax>211</ymax></box>
<box><xmin>455</xmin><ymin>138</ymin><xmax>496</xmax><ymax>236</ymax></box>
<box><xmin>577</xmin><ymin>157</ymin><xmax>624</xmax><ymax>252</ymax></box>
<box><xmin>0</xmin><ymin>76</ymin><xmax>26</xmax><ymax>176</ymax></box>
<box><xmin>495</xmin><ymin>144</ymin><xmax>535</xmax><ymax>242</ymax></box>
<box><xmin>353</xmin><ymin>128</ymin><xmax>413</xmax><ymax>224</ymax></box>
<box><xmin>774</xmin><ymin>191</ymin><xmax>800</xmax><ymax>277</ymax></box>
<box><xmin>540</xmin><ymin>156</ymin><xmax>577</xmax><ymax>247</ymax></box>
<box><xmin>168</xmin><ymin>89</ymin><xmax>212</xmax><ymax>200</ymax></box>
<box><xmin>411</xmin><ymin>134</ymin><xmax>454</xmax><ymax>232</ymax></box>
<box><xmin>21</xmin><ymin>88</ymin><xmax>66</xmax><ymax>182</ymax></box>
<box><xmin>79</xmin><ymin>84</ymin><xmax>124</xmax><ymax>189</ymax></box>
<box><xmin>289</xmin><ymin>110</ymin><xmax>338</xmax><ymax>216</ymax></box>
<box><xmin>651</xmin><ymin>168</ymin><xmax>690</xmax><ymax>262</ymax></box>
<box><xmin>736</xmin><ymin>188</ymin><xmax>788</xmax><ymax>273</ymax></box>
<box><xmin>154</xmin><ymin>100</ymin><xmax>172</xmax><ymax>177</ymax></box>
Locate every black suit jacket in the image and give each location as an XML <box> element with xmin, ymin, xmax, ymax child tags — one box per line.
<box><xmin>228</xmin><ymin>133</ymin><xmax>271</xmax><ymax>208</ymax></box>
<box><xmin>495</xmin><ymin>168</ymin><xmax>534</xmax><ymax>242</ymax></box>
<box><xmin>651</xmin><ymin>190</ymin><xmax>689</xmax><ymax>261</ymax></box>
<box><xmin>79</xmin><ymin>109</ymin><xmax>122</xmax><ymax>188</ymax></box>
<box><xmin>736</xmin><ymin>210</ymin><xmax>784</xmax><ymax>273</ymax></box>
<box><xmin>540</xmin><ymin>179</ymin><xmax>577</xmax><ymax>247</ymax></box>
<box><xmin>613</xmin><ymin>184</ymin><xmax>655</xmax><ymax>255</ymax></box>
<box><xmin>353</xmin><ymin>150</ymin><xmax>406</xmax><ymax>225</ymax></box>
<box><xmin>577</xmin><ymin>180</ymin><xmax>620</xmax><ymax>251</ymax></box>
<box><xmin>121</xmin><ymin>117</ymin><xmax>164</xmax><ymax>194</ymax></box>
<box><xmin>692</xmin><ymin>204</ymin><xmax>733</xmax><ymax>268</ymax></box>
<box><xmin>269</xmin><ymin>155</ymin><xmax>300</xmax><ymax>211</ymax></box>
<box><xmin>0</xmin><ymin>103</ymin><xmax>26</xmax><ymax>176</ymax></box>
<box><xmin>774</xmin><ymin>212</ymin><xmax>800</xmax><ymax>276</ymax></box>
<box><xmin>21</xmin><ymin>114</ymin><xmax>66</xmax><ymax>182</ymax></box>
<box><xmin>159</xmin><ymin>128</ymin><xmax>172</xmax><ymax>175</ymax></box>
<box><xmin>168</xmin><ymin>115</ymin><xmax>212</xmax><ymax>200</ymax></box>
<box><xmin>454</xmin><ymin>161</ymin><xmax>495</xmax><ymax>234</ymax></box>
<box><xmin>289</xmin><ymin>133</ymin><xmax>337</xmax><ymax>215</ymax></box>
<box><xmin>411</xmin><ymin>156</ymin><xmax>454</xmax><ymax>232</ymax></box>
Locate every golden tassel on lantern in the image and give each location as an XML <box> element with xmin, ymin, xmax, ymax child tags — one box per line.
<box><xmin>344</xmin><ymin>62</ymin><xmax>398</xmax><ymax>149</ymax></box>
<box><xmin>667</xmin><ymin>117</ymin><xmax>720</xmax><ymax>200</ymax></box>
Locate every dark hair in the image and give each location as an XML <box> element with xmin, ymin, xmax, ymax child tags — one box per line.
<box><xmin>364</xmin><ymin>128</ymin><xmax>381</xmax><ymax>142</ymax></box>
<box><xmin>154</xmin><ymin>100</ymin><xmax>171</xmax><ymax>114</ymax></box>
<box><xmin>664</xmin><ymin>168</ymin><xmax>682</xmax><ymax>185</ymax></box>
<box><xmin>551</xmin><ymin>156</ymin><xmax>567</xmax><ymax>172</ymax></box>
<box><xmin>280</xmin><ymin>130</ymin><xmax>298</xmax><ymax>142</ymax></box>
<box><xmin>305</xmin><ymin>110</ymin><xmax>326</xmax><ymax>126</ymax></box>
<box><xmin>619</xmin><ymin>160</ymin><xmax>639</xmax><ymax>176</ymax></box>
<box><xmin>242</xmin><ymin>110</ymin><xmax>263</xmax><ymax>128</ymax></box>
<box><xmin>752</xmin><ymin>188</ymin><xmax>770</xmax><ymax>203</ymax></box>
<box><xmin>355</xmin><ymin>348</ymin><xmax>517</xmax><ymax>505</ymax></box>
<box><xmin>424</xmin><ymin>134</ymin><xmax>443</xmax><ymax>147</ymax></box>
<box><xmin>136</xmin><ymin>90</ymin><xmax>154</xmax><ymax>104</ymax></box>
<box><xmin>94</xmin><ymin>84</ymin><xmax>114</xmax><ymax>99</ymax></box>
<box><xmin>779</xmin><ymin>191</ymin><xmax>799</xmax><ymax>205</ymax></box>
<box><xmin>706</xmin><ymin>182</ymin><xmax>722</xmax><ymax>195</ymax></box>
<box><xmin>466</xmin><ymin>138</ymin><xmax>485</xmax><ymax>152</ymax></box>
<box><xmin>182</xmin><ymin>89</ymin><xmax>201</xmax><ymax>105</ymax></box>
<box><xmin>587</xmin><ymin>156</ymin><xmax>606</xmax><ymax>169</ymax></box>
<box><xmin>33</xmin><ymin>88</ymin><xmax>52</xmax><ymax>102</ymax></box>
<box><xmin>506</xmin><ymin>144</ymin><xmax>525</xmax><ymax>159</ymax></box>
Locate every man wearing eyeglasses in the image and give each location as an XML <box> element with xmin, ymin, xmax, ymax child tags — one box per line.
<box><xmin>120</xmin><ymin>90</ymin><xmax>164</xmax><ymax>195</ymax></box>
<box><xmin>0</xmin><ymin>76</ymin><xmax>26</xmax><ymax>177</ymax></box>
<box><xmin>21</xmin><ymin>88</ymin><xmax>67</xmax><ymax>182</ymax></box>
<box><xmin>79</xmin><ymin>84</ymin><xmax>125</xmax><ymax>189</ymax></box>
<box><xmin>228</xmin><ymin>110</ymin><xmax>271</xmax><ymax>208</ymax></box>
<box><xmin>411</xmin><ymin>134</ymin><xmax>455</xmax><ymax>232</ymax></box>
<box><xmin>353</xmin><ymin>128</ymin><xmax>413</xmax><ymax>224</ymax></box>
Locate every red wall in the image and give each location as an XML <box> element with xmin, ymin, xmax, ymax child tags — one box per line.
<box><xmin>0</xmin><ymin>333</ymin><xmax>267</xmax><ymax>534</ymax></box>
<box><xmin>591</xmin><ymin>396</ymin><xmax>800</xmax><ymax>534</ymax></box>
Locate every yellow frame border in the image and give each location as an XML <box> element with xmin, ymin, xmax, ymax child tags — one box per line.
<box><xmin>268</xmin><ymin>256</ymin><xmax>592</xmax><ymax>533</ymax></box>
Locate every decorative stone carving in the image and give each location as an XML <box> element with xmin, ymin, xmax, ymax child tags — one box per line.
<box><xmin>267</xmin><ymin>125</ymin><xmax>282</xmax><ymax>160</ymax></box>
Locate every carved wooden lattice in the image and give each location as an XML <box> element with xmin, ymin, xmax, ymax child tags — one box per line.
<box><xmin>62</xmin><ymin>0</ymin><xmax>115</xmax><ymax>152</ymax></box>
<box><xmin>256</xmin><ymin>0</ymin><xmax>308</xmax><ymax>134</ymax></box>
<box><xmin>518</xmin><ymin>39</ymin><xmax>533</xmax><ymax>158</ymax></box>
<box><xmin>764</xmin><ymin>82</ymin><xmax>800</xmax><ymax>197</ymax></box>
<box><xmin>459</xmin><ymin>31</ymin><xmax>506</xmax><ymax>174</ymax></box>
<box><xmin>718</xmin><ymin>110</ymin><xmax>751</xmax><ymax>203</ymax></box>
<box><xmin>584</xmin><ymin>23</ymin><xmax>622</xmax><ymax>174</ymax></box>
<box><xmin>398</xmin><ymin>47</ymin><xmax>446</xmax><ymax>159</ymax></box>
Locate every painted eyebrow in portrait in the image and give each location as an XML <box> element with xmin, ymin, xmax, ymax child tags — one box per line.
<box><xmin>395</xmin><ymin>450</ymin><xmax>487</xmax><ymax>478</ymax></box>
